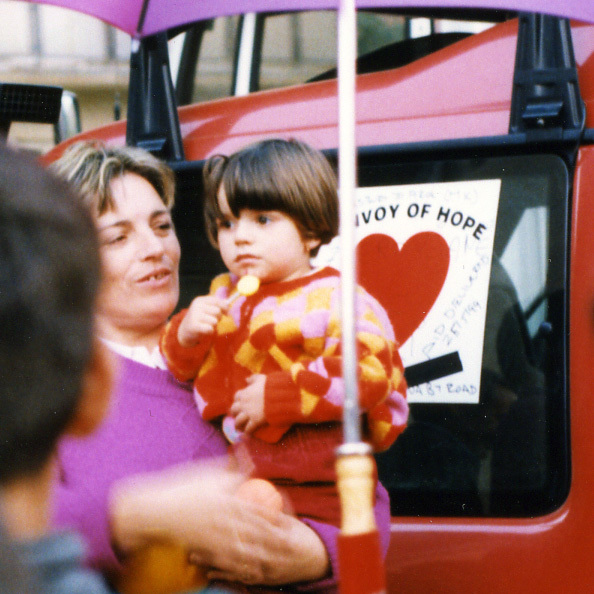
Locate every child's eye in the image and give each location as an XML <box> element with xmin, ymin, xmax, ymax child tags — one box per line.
<box><xmin>217</xmin><ymin>218</ymin><xmax>232</xmax><ymax>229</ymax></box>
<box><xmin>155</xmin><ymin>221</ymin><xmax>173</xmax><ymax>233</ymax></box>
<box><xmin>257</xmin><ymin>214</ymin><xmax>270</xmax><ymax>225</ymax></box>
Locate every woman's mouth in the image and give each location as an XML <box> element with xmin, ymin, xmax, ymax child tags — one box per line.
<box><xmin>139</xmin><ymin>269</ymin><xmax>171</xmax><ymax>284</ymax></box>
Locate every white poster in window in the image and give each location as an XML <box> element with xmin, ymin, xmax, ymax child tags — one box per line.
<box><xmin>315</xmin><ymin>178</ymin><xmax>502</xmax><ymax>404</ymax></box>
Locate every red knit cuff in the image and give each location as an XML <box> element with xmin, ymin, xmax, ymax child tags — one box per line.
<box><xmin>367</xmin><ymin>402</ymin><xmax>407</xmax><ymax>452</ymax></box>
<box><xmin>159</xmin><ymin>309</ymin><xmax>212</xmax><ymax>381</ymax></box>
<box><xmin>264</xmin><ymin>371</ymin><xmax>303</xmax><ymax>425</ymax></box>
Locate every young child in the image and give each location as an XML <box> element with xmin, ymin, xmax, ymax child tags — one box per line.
<box><xmin>160</xmin><ymin>138</ymin><xmax>408</xmax><ymax>525</ymax></box>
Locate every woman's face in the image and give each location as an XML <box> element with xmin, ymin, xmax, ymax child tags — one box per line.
<box><xmin>96</xmin><ymin>172</ymin><xmax>181</xmax><ymax>346</ymax></box>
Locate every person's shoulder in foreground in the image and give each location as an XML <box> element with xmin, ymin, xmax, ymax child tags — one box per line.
<box><xmin>0</xmin><ymin>141</ymin><xmax>114</xmax><ymax>594</ymax></box>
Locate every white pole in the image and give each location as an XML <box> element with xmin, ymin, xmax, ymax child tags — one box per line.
<box><xmin>337</xmin><ymin>0</ymin><xmax>360</xmax><ymax>444</ymax></box>
<box><xmin>335</xmin><ymin>7</ymin><xmax>386</xmax><ymax>593</ymax></box>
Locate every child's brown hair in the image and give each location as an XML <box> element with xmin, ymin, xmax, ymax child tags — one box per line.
<box><xmin>203</xmin><ymin>138</ymin><xmax>339</xmax><ymax>256</ymax></box>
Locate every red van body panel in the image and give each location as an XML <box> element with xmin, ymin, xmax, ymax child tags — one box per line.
<box><xmin>42</xmin><ymin>19</ymin><xmax>594</xmax><ymax>164</ymax></box>
<box><xmin>378</xmin><ymin>144</ymin><xmax>594</xmax><ymax>593</ymax></box>
<box><xmin>43</xmin><ymin>20</ymin><xmax>594</xmax><ymax>164</ymax></box>
<box><xmin>41</xmin><ymin>19</ymin><xmax>516</xmax><ymax>162</ymax></box>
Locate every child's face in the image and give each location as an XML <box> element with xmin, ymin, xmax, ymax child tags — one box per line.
<box><xmin>216</xmin><ymin>187</ymin><xmax>320</xmax><ymax>284</ymax></box>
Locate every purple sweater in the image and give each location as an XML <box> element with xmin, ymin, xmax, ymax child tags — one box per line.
<box><xmin>52</xmin><ymin>355</ymin><xmax>391</xmax><ymax>593</ymax></box>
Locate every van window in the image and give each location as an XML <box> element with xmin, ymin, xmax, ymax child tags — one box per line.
<box><xmin>259</xmin><ymin>11</ymin><xmax>337</xmax><ymax>90</ymax></box>
<box><xmin>173</xmin><ymin>16</ymin><xmax>240</xmax><ymax>103</ymax></box>
<box><xmin>332</xmin><ymin>152</ymin><xmax>569</xmax><ymax>517</ymax></box>
<box><xmin>176</xmin><ymin>10</ymin><xmax>496</xmax><ymax>103</ymax></box>
<box><xmin>258</xmin><ymin>11</ymin><xmax>480</xmax><ymax>89</ymax></box>
<box><xmin>172</xmin><ymin>151</ymin><xmax>569</xmax><ymax>519</ymax></box>
<box><xmin>258</xmin><ymin>11</ymin><xmax>408</xmax><ymax>90</ymax></box>
<box><xmin>16</xmin><ymin>0</ymin><xmax>570</xmax><ymax>524</ymax></box>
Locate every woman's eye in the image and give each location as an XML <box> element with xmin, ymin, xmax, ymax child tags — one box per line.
<box><xmin>157</xmin><ymin>221</ymin><xmax>173</xmax><ymax>232</ymax></box>
<box><xmin>105</xmin><ymin>234</ymin><xmax>126</xmax><ymax>245</ymax></box>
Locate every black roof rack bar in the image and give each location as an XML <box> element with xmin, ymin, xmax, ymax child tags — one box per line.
<box><xmin>126</xmin><ymin>33</ymin><xmax>185</xmax><ymax>161</ymax></box>
<box><xmin>509</xmin><ymin>13</ymin><xmax>585</xmax><ymax>142</ymax></box>
<box><xmin>170</xmin><ymin>129</ymin><xmax>588</xmax><ymax>177</ymax></box>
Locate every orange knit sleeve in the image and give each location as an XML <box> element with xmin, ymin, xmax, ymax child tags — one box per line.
<box><xmin>159</xmin><ymin>309</ymin><xmax>213</xmax><ymax>382</ymax></box>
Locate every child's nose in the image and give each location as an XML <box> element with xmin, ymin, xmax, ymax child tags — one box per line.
<box><xmin>234</xmin><ymin>218</ymin><xmax>254</xmax><ymax>242</ymax></box>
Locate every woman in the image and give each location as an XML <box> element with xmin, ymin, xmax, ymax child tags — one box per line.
<box><xmin>50</xmin><ymin>141</ymin><xmax>391</xmax><ymax>592</ymax></box>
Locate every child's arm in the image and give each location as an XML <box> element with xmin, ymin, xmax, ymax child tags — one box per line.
<box><xmin>177</xmin><ymin>295</ymin><xmax>227</xmax><ymax>348</ymax></box>
<box><xmin>160</xmin><ymin>295</ymin><xmax>226</xmax><ymax>381</ymax></box>
<box><xmin>262</xmin><ymin>333</ymin><xmax>406</xmax><ymax>444</ymax></box>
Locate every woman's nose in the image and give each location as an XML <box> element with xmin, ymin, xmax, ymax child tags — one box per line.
<box><xmin>137</xmin><ymin>229</ymin><xmax>165</xmax><ymax>258</ymax></box>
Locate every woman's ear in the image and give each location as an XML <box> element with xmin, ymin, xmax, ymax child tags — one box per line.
<box><xmin>66</xmin><ymin>337</ymin><xmax>118</xmax><ymax>437</ymax></box>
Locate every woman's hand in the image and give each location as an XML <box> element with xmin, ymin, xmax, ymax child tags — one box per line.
<box><xmin>177</xmin><ymin>295</ymin><xmax>226</xmax><ymax>348</ymax></box>
<box><xmin>230</xmin><ymin>374</ymin><xmax>266</xmax><ymax>434</ymax></box>
<box><xmin>109</xmin><ymin>460</ymin><xmax>329</xmax><ymax>586</ymax></box>
<box><xmin>199</xmin><ymin>506</ymin><xmax>329</xmax><ymax>586</ymax></box>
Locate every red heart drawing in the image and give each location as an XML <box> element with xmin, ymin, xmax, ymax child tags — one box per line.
<box><xmin>357</xmin><ymin>232</ymin><xmax>450</xmax><ymax>345</ymax></box>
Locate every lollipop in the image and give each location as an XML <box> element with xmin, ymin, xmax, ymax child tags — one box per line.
<box><xmin>237</xmin><ymin>274</ymin><xmax>260</xmax><ymax>296</ymax></box>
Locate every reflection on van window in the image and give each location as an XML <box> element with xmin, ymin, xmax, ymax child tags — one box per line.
<box><xmin>501</xmin><ymin>207</ymin><xmax>548</xmax><ymax>337</ymax></box>
<box><xmin>260</xmin><ymin>12</ymin><xmax>336</xmax><ymax>90</ymax></box>
<box><xmin>259</xmin><ymin>11</ymin><xmax>407</xmax><ymax>90</ymax></box>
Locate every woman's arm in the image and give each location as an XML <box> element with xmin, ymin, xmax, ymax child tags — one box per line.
<box><xmin>109</xmin><ymin>462</ymin><xmax>330</xmax><ymax>587</ymax></box>
<box><xmin>53</xmin><ymin>465</ymin><xmax>121</xmax><ymax>569</ymax></box>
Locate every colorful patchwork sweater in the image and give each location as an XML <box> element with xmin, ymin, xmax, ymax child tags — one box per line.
<box><xmin>160</xmin><ymin>266</ymin><xmax>408</xmax><ymax>523</ymax></box>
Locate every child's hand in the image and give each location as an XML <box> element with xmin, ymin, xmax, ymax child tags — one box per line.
<box><xmin>230</xmin><ymin>374</ymin><xmax>266</xmax><ymax>434</ymax></box>
<box><xmin>177</xmin><ymin>295</ymin><xmax>227</xmax><ymax>348</ymax></box>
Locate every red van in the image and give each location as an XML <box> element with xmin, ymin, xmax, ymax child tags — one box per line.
<box><xmin>9</xmin><ymin>0</ymin><xmax>594</xmax><ymax>591</ymax></box>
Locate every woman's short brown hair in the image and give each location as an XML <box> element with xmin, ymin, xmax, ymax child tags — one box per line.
<box><xmin>203</xmin><ymin>138</ymin><xmax>339</xmax><ymax>256</ymax></box>
<box><xmin>50</xmin><ymin>140</ymin><xmax>175</xmax><ymax>215</ymax></box>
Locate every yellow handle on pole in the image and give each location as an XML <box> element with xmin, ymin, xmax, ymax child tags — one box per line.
<box><xmin>336</xmin><ymin>444</ymin><xmax>377</xmax><ymax>535</ymax></box>
<box><xmin>336</xmin><ymin>443</ymin><xmax>386</xmax><ymax>594</ymax></box>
